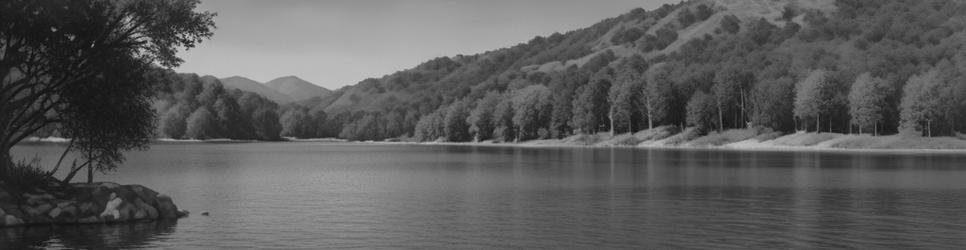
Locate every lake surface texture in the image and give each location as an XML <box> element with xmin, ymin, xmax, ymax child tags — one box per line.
<box><xmin>6</xmin><ymin>142</ymin><xmax>966</xmax><ymax>249</ymax></box>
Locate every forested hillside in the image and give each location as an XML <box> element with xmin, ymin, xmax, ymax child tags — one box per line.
<box><xmin>290</xmin><ymin>0</ymin><xmax>966</xmax><ymax>142</ymax></box>
<box><xmin>149</xmin><ymin>0</ymin><xmax>966</xmax><ymax>143</ymax></box>
<box><xmin>150</xmin><ymin>72</ymin><xmax>332</xmax><ymax>140</ymax></box>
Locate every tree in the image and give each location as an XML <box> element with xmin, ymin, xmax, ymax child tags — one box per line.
<box><xmin>252</xmin><ymin>108</ymin><xmax>282</xmax><ymax>141</ymax></box>
<box><xmin>280</xmin><ymin>107</ymin><xmax>312</xmax><ymax>138</ymax></box>
<box><xmin>186</xmin><ymin>107</ymin><xmax>217</xmax><ymax>139</ymax></box>
<box><xmin>467</xmin><ymin>91</ymin><xmax>501</xmax><ymax>141</ymax></box>
<box><xmin>611</xmin><ymin>57</ymin><xmax>646</xmax><ymax>133</ymax></box>
<box><xmin>443</xmin><ymin>100</ymin><xmax>472</xmax><ymax>142</ymax></box>
<box><xmin>159</xmin><ymin>104</ymin><xmax>190</xmax><ymax>139</ymax></box>
<box><xmin>687</xmin><ymin>91</ymin><xmax>717</xmax><ymax>132</ymax></box>
<box><xmin>848</xmin><ymin>73</ymin><xmax>891</xmax><ymax>135</ymax></box>
<box><xmin>750</xmin><ymin>77</ymin><xmax>795</xmax><ymax>131</ymax></box>
<box><xmin>714</xmin><ymin>65</ymin><xmax>755</xmax><ymax>131</ymax></box>
<box><xmin>0</xmin><ymin>0</ymin><xmax>215</xmax><ymax>180</ymax></box>
<box><xmin>511</xmin><ymin>85</ymin><xmax>552</xmax><ymax>140</ymax></box>
<box><xmin>695</xmin><ymin>4</ymin><xmax>714</xmax><ymax>21</ymax></box>
<box><xmin>549</xmin><ymin>67</ymin><xmax>587</xmax><ymax>138</ymax></box>
<box><xmin>899</xmin><ymin>70</ymin><xmax>946</xmax><ymax>136</ymax></box>
<box><xmin>721</xmin><ymin>15</ymin><xmax>741</xmax><ymax>34</ymax></box>
<box><xmin>794</xmin><ymin>70</ymin><xmax>835</xmax><ymax>132</ymax></box>
<box><xmin>213</xmin><ymin>96</ymin><xmax>246</xmax><ymax>138</ymax></box>
<box><xmin>492</xmin><ymin>96</ymin><xmax>516</xmax><ymax>142</ymax></box>
<box><xmin>414</xmin><ymin>108</ymin><xmax>446</xmax><ymax>141</ymax></box>
<box><xmin>642</xmin><ymin>64</ymin><xmax>674</xmax><ymax>130</ymax></box>
<box><xmin>571</xmin><ymin>74</ymin><xmax>611</xmax><ymax>134</ymax></box>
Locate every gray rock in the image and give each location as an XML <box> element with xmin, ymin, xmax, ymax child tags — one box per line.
<box><xmin>134</xmin><ymin>198</ymin><xmax>158</xmax><ymax>219</ymax></box>
<box><xmin>48</xmin><ymin>207</ymin><xmax>62</xmax><ymax>219</ymax></box>
<box><xmin>3</xmin><ymin>215</ymin><xmax>23</xmax><ymax>226</ymax></box>
<box><xmin>156</xmin><ymin>195</ymin><xmax>177</xmax><ymax>219</ymax></box>
<box><xmin>201</xmin><ymin>211</ymin><xmax>209</xmax><ymax>216</ymax></box>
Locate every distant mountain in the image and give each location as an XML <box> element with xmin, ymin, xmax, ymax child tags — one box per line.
<box><xmin>218</xmin><ymin>76</ymin><xmax>293</xmax><ymax>104</ymax></box>
<box><xmin>265</xmin><ymin>76</ymin><xmax>333</xmax><ymax>102</ymax></box>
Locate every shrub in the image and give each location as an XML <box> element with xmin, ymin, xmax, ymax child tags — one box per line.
<box><xmin>4</xmin><ymin>157</ymin><xmax>52</xmax><ymax>191</ymax></box>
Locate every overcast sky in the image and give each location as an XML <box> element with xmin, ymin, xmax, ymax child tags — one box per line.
<box><xmin>175</xmin><ymin>0</ymin><xmax>678</xmax><ymax>89</ymax></box>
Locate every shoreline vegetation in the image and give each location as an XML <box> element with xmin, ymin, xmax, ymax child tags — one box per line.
<box><xmin>24</xmin><ymin>127</ymin><xmax>966</xmax><ymax>153</ymax></box>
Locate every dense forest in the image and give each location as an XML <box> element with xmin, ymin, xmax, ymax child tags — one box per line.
<box><xmin>151</xmin><ymin>0</ymin><xmax>966</xmax><ymax>142</ymax></box>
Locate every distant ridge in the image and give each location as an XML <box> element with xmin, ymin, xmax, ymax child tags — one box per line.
<box><xmin>218</xmin><ymin>76</ymin><xmax>294</xmax><ymax>104</ymax></box>
<box><xmin>265</xmin><ymin>76</ymin><xmax>333</xmax><ymax>102</ymax></box>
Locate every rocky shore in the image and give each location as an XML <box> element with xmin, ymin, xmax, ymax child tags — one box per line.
<box><xmin>0</xmin><ymin>181</ymin><xmax>187</xmax><ymax>227</ymax></box>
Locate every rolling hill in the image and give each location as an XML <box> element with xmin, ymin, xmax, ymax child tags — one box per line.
<box><xmin>219</xmin><ymin>76</ymin><xmax>294</xmax><ymax>104</ymax></box>
<box><xmin>265</xmin><ymin>76</ymin><xmax>333</xmax><ymax>102</ymax></box>
<box><xmin>302</xmin><ymin>0</ymin><xmax>966</xmax><ymax>142</ymax></box>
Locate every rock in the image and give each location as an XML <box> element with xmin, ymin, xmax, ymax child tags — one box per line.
<box><xmin>79</xmin><ymin>202</ymin><xmax>99</xmax><ymax>217</ymax></box>
<box><xmin>133</xmin><ymin>208</ymin><xmax>147</xmax><ymax>220</ymax></box>
<box><xmin>57</xmin><ymin>201</ymin><xmax>75</xmax><ymax>208</ymax></box>
<box><xmin>176</xmin><ymin>209</ymin><xmax>190</xmax><ymax>218</ymax></box>
<box><xmin>100</xmin><ymin>182</ymin><xmax>122</xmax><ymax>189</ymax></box>
<box><xmin>4</xmin><ymin>215</ymin><xmax>23</xmax><ymax>226</ymax></box>
<box><xmin>23</xmin><ymin>203</ymin><xmax>54</xmax><ymax>217</ymax></box>
<box><xmin>201</xmin><ymin>211</ymin><xmax>209</xmax><ymax>216</ymax></box>
<box><xmin>134</xmin><ymin>198</ymin><xmax>158</xmax><ymax>219</ymax></box>
<box><xmin>156</xmin><ymin>195</ymin><xmax>178</xmax><ymax>219</ymax></box>
<box><xmin>48</xmin><ymin>207</ymin><xmax>62</xmax><ymax>219</ymax></box>
<box><xmin>24</xmin><ymin>193</ymin><xmax>55</xmax><ymax>205</ymax></box>
<box><xmin>117</xmin><ymin>202</ymin><xmax>136</xmax><ymax>221</ymax></box>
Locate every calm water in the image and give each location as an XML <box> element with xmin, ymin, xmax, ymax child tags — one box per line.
<box><xmin>6</xmin><ymin>142</ymin><xmax>966</xmax><ymax>249</ymax></box>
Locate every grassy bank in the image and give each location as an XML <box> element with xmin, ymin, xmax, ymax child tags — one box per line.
<box><xmin>407</xmin><ymin>128</ymin><xmax>966</xmax><ymax>153</ymax></box>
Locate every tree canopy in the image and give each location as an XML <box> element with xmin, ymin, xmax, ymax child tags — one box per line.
<box><xmin>1</xmin><ymin>0</ymin><xmax>215</xmax><ymax>181</ymax></box>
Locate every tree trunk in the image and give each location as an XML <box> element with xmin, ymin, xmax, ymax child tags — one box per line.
<box><xmin>609</xmin><ymin>109</ymin><xmax>615</xmax><ymax>136</ymax></box>
<box><xmin>874</xmin><ymin>121</ymin><xmax>878</xmax><ymax>136</ymax></box>
<box><xmin>0</xmin><ymin>148</ymin><xmax>10</xmax><ymax>181</ymax></box>
<box><xmin>928</xmin><ymin>120</ymin><xmax>932</xmax><ymax>137</ymax></box>
<box><xmin>87</xmin><ymin>164</ymin><xmax>93</xmax><ymax>183</ymax></box>
<box><xmin>717</xmin><ymin>99</ymin><xmax>724</xmax><ymax>133</ymax></box>
<box><xmin>816</xmin><ymin>116</ymin><xmax>820</xmax><ymax>133</ymax></box>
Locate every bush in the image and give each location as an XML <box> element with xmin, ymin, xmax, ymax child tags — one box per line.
<box><xmin>4</xmin><ymin>158</ymin><xmax>52</xmax><ymax>191</ymax></box>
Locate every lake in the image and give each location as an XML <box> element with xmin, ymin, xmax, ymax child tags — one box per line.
<box><xmin>6</xmin><ymin>142</ymin><xmax>966</xmax><ymax>249</ymax></box>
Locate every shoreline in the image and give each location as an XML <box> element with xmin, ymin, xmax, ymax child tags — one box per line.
<box><xmin>0</xmin><ymin>181</ymin><xmax>188</xmax><ymax>227</ymax></box>
<box><xmin>22</xmin><ymin>132</ymin><xmax>966</xmax><ymax>155</ymax></box>
<box><xmin>374</xmin><ymin>140</ymin><xmax>966</xmax><ymax>155</ymax></box>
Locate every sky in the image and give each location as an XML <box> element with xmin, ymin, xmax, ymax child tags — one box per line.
<box><xmin>175</xmin><ymin>0</ymin><xmax>679</xmax><ymax>90</ymax></box>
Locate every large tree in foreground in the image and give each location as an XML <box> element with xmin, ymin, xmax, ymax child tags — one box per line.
<box><xmin>0</xmin><ymin>0</ymin><xmax>215</xmax><ymax>181</ymax></box>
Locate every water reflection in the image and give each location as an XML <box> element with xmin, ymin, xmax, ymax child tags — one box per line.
<box><xmin>0</xmin><ymin>220</ymin><xmax>177</xmax><ymax>249</ymax></box>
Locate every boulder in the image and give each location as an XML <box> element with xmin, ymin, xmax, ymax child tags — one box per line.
<box><xmin>156</xmin><ymin>195</ymin><xmax>178</xmax><ymax>219</ymax></box>
<box><xmin>134</xmin><ymin>198</ymin><xmax>159</xmax><ymax>219</ymax></box>
<box><xmin>23</xmin><ymin>203</ymin><xmax>54</xmax><ymax>217</ymax></box>
<box><xmin>4</xmin><ymin>215</ymin><xmax>23</xmax><ymax>226</ymax></box>
<box><xmin>48</xmin><ymin>207</ymin><xmax>62</xmax><ymax>219</ymax></box>
<box><xmin>79</xmin><ymin>202</ymin><xmax>100</xmax><ymax>217</ymax></box>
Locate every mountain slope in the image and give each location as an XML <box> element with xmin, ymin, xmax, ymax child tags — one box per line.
<box><xmin>219</xmin><ymin>76</ymin><xmax>293</xmax><ymax>104</ymax></box>
<box><xmin>309</xmin><ymin>0</ymin><xmax>966</xmax><ymax>141</ymax></box>
<box><xmin>265</xmin><ymin>76</ymin><xmax>332</xmax><ymax>102</ymax></box>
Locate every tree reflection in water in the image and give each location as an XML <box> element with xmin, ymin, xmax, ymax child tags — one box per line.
<box><xmin>0</xmin><ymin>219</ymin><xmax>177</xmax><ymax>249</ymax></box>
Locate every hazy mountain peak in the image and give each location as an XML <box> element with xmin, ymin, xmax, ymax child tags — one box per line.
<box><xmin>219</xmin><ymin>76</ymin><xmax>293</xmax><ymax>104</ymax></box>
<box><xmin>265</xmin><ymin>76</ymin><xmax>332</xmax><ymax>102</ymax></box>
